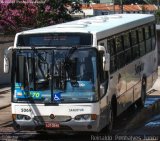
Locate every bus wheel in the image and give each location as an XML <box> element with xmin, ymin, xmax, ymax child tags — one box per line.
<box><xmin>137</xmin><ymin>78</ymin><xmax>146</xmax><ymax>107</ymax></box>
<box><xmin>107</xmin><ymin>107</ymin><xmax>114</xmax><ymax>134</ymax></box>
<box><xmin>141</xmin><ymin>78</ymin><xmax>146</xmax><ymax>106</ymax></box>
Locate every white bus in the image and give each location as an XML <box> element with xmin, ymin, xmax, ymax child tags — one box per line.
<box><xmin>4</xmin><ymin>14</ymin><xmax>158</xmax><ymax>133</ymax></box>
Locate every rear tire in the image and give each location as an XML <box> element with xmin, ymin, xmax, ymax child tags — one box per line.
<box><xmin>137</xmin><ymin>78</ymin><xmax>146</xmax><ymax>107</ymax></box>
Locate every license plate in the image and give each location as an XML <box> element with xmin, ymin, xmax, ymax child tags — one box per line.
<box><xmin>45</xmin><ymin>122</ymin><xmax>60</xmax><ymax>128</ymax></box>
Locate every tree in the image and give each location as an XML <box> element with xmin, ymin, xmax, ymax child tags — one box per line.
<box><xmin>0</xmin><ymin>0</ymin><xmax>81</xmax><ymax>34</ymax></box>
<box><xmin>0</xmin><ymin>1</ymin><xmax>37</xmax><ymax>34</ymax></box>
<box><xmin>36</xmin><ymin>0</ymin><xmax>73</xmax><ymax>27</ymax></box>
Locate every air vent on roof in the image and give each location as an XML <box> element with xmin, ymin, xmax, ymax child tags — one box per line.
<box><xmin>83</xmin><ymin>17</ymin><xmax>108</xmax><ymax>23</ymax></box>
<box><xmin>56</xmin><ymin>24</ymin><xmax>88</xmax><ymax>28</ymax></box>
<box><xmin>108</xmin><ymin>15</ymin><xmax>122</xmax><ymax>19</ymax></box>
<box><xmin>78</xmin><ymin>21</ymin><xmax>92</xmax><ymax>25</ymax></box>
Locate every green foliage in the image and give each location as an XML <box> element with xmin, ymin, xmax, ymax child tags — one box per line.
<box><xmin>36</xmin><ymin>0</ymin><xmax>73</xmax><ymax>27</ymax></box>
<box><xmin>0</xmin><ymin>0</ymin><xmax>82</xmax><ymax>34</ymax></box>
<box><xmin>155</xmin><ymin>9</ymin><xmax>160</xmax><ymax>17</ymax></box>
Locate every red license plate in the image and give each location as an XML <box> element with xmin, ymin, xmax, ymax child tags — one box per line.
<box><xmin>45</xmin><ymin>122</ymin><xmax>60</xmax><ymax>128</ymax></box>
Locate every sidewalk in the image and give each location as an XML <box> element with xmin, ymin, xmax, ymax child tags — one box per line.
<box><xmin>0</xmin><ymin>84</ymin><xmax>11</xmax><ymax>110</ymax></box>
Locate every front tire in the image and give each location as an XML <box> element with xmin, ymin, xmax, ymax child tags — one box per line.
<box><xmin>107</xmin><ymin>107</ymin><xmax>114</xmax><ymax>133</ymax></box>
<box><xmin>107</xmin><ymin>103</ymin><xmax>117</xmax><ymax>134</ymax></box>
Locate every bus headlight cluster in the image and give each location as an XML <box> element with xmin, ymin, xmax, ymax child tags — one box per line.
<box><xmin>12</xmin><ymin>114</ymin><xmax>31</xmax><ymax>121</ymax></box>
<box><xmin>75</xmin><ymin>114</ymin><xmax>97</xmax><ymax>121</ymax></box>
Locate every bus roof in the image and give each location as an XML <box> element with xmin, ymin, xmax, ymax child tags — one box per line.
<box><xmin>18</xmin><ymin>14</ymin><xmax>155</xmax><ymax>37</ymax></box>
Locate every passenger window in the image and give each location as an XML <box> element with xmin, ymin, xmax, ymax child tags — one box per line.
<box><xmin>110</xmin><ymin>56</ymin><xmax>117</xmax><ymax>73</ymax></box>
<box><xmin>150</xmin><ymin>24</ymin><xmax>156</xmax><ymax>50</ymax></box>
<box><xmin>117</xmin><ymin>52</ymin><xmax>125</xmax><ymax>68</ymax></box>
<box><xmin>139</xmin><ymin>42</ymin><xmax>146</xmax><ymax>56</ymax></box>
<box><xmin>123</xmin><ymin>32</ymin><xmax>130</xmax><ymax>49</ymax></box>
<box><xmin>138</xmin><ymin>28</ymin><xmax>144</xmax><ymax>42</ymax></box>
<box><xmin>146</xmin><ymin>39</ymin><xmax>152</xmax><ymax>52</ymax></box>
<box><xmin>115</xmin><ymin>36</ymin><xmax>123</xmax><ymax>53</ymax></box>
<box><xmin>152</xmin><ymin>36</ymin><xmax>156</xmax><ymax>50</ymax></box>
<box><xmin>132</xmin><ymin>45</ymin><xmax>139</xmax><ymax>60</ymax></box>
<box><xmin>150</xmin><ymin>24</ymin><xmax>155</xmax><ymax>37</ymax></box>
<box><xmin>107</xmin><ymin>38</ymin><xmax>115</xmax><ymax>56</ymax></box>
<box><xmin>131</xmin><ymin>30</ymin><xmax>138</xmax><ymax>45</ymax></box>
<box><xmin>144</xmin><ymin>26</ymin><xmax>151</xmax><ymax>39</ymax></box>
<box><xmin>125</xmin><ymin>48</ymin><xmax>132</xmax><ymax>64</ymax></box>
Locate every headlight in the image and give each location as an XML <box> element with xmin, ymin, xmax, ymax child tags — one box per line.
<box><xmin>12</xmin><ymin>114</ymin><xmax>31</xmax><ymax>121</ymax></box>
<box><xmin>75</xmin><ymin>114</ymin><xmax>97</xmax><ymax>121</ymax></box>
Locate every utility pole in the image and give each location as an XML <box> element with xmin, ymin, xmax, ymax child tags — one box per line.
<box><xmin>120</xmin><ymin>0</ymin><xmax>123</xmax><ymax>13</ymax></box>
<box><xmin>113</xmin><ymin>0</ymin><xmax>115</xmax><ymax>14</ymax></box>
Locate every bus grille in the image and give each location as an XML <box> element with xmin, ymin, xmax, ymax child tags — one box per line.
<box><xmin>34</xmin><ymin>116</ymin><xmax>72</xmax><ymax>122</ymax></box>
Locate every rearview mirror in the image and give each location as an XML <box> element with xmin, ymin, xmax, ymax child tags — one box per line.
<box><xmin>4</xmin><ymin>48</ymin><xmax>10</xmax><ymax>73</ymax></box>
<box><xmin>98</xmin><ymin>46</ymin><xmax>110</xmax><ymax>71</ymax></box>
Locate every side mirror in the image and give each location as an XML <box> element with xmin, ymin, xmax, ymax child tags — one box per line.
<box><xmin>4</xmin><ymin>48</ymin><xmax>10</xmax><ymax>73</ymax></box>
<box><xmin>98</xmin><ymin>46</ymin><xmax>110</xmax><ymax>71</ymax></box>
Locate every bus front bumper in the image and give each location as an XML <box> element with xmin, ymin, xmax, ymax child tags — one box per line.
<box><xmin>13</xmin><ymin>117</ymin><xmax>100</xmax><ymax>133</ymax></box>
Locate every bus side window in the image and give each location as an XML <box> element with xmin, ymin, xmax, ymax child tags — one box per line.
<box><xmin>144</xmin><ymin>26</ymin><xmax>152</xmax><ymax>53</ymax></box>
<box><xmin>107</xmin><ymin>38</ymin><xmax>117</xmax><ymax>73</ymax></box>
<box><xmin>150</xmin><ymin>24</ymin><xmax>156</xmax><ymax>50</ymax></box>
<box><xmin>125</xmin><ymin>48</ymin><xmax>132</xmax><ymax>64</ymax></box>
<box><xmin>117</xmin><ymin>52</ymin><xmax>125</xmax><ymax>68</ymax></box>
<box><xmin>115</xmin><ymin>35</ymin><xmax>123</xmax><ymax>53</ymax></box>
<box><xmin>130</xmin><ymin>30</ymin><xmax>139</xmax><ymax>60</ymax></box>
<box><xmin>130</xmin><ymin>30</ymin><xmax>138</xmax><ymax>46</ymax></box>
<box><xmin>123</xmin><ymin>32</ymin><xmax>130</xmax><ymax>49</ymax></box>
<box><xmin>123</xmin><ymin>32</ymin><xmax>132</xmax><ymax>64</ymax></box>
<box><xmin>115</xmin><ymin>35</ymin><xmax>125</xmax><ymax>68</ymax></box>
<box><xmin>107</xmin><ymin>38</ymin><xmax>115</xmax><ymax>56</ymax></box>
<box><xmin>138</xmin><ymin>28</ymin><xmax>146</xmax><ymax>56</ymax></box>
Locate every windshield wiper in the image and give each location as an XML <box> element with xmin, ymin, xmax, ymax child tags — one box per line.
<box><xmin>63</xmin><ymin>47</ymin><xmax>79</xmax><ymax>87</ymax></box>
<box><xmin>31</xmin><ymin>46</ymin><xmax>48</xmax><ymax>64</ymax></box>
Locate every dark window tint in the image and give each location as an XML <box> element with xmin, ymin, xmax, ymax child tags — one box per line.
<box><xmin>152</xmin><ymin>36</ymin><xmax>156</xmax><ymax>50</ymax></box>
<box><xmin>110</xmin><ymin>56</ymin><xmax>117</xmax><ymax>73</ymax></box>
<box><xmin>150</xmin><ymin>24</ymin><xmax>156</xmax><ymax>50</ymax></box>
<box><xmin>117</xmin><ymin>52</ymin><xmax>125</xmax><ymax>68</ymax></box>
<box><xmin>125</xmin><ymin>48</ymin><xmax>132</xmax><ymax>64</ymax></box>
<box><xmin>132</xmin><ymin>45</ymin><xmax>139</xmax><ymax>60</ymax></box>
<box><xmin>146</xmin><ymin>39</ymin><xmax>152</xmax><ymax>52</ymax></box>
<box><xmin>144</xmin><ymin>26</ymin><xmax>151</xmax><ymax>39</ymax></box>
<box><xmin>150</xmin><ymin>24</ymin><xmax>155</xmax><ymax>37</ymax></box>
<box><xmin>131</xmin><ymin>30</ymin><xmax>138</xmax><ymax>45</ymax></box>
<box><xmin>138</xmin><ymin>28</ymin><xmax>144</xmax><ymax>42</ymax></box>
<box><xmin>115</xmin><ymin>36</ymin><xmax>123</xmax><ymax>53</ymax></box>
<box><xmin>107</xmin><ymin>38</ymin><xmax>115</xmax><ymax>56</ymax></box>
<box><xmin>139</xmin><ymin>42</ymin><xmax>146</xmax><ymax>56</ymax></box>
<box><xmin>123</xmin><ymin>32</ymin><xmax>130</xmax><ymax>49</ymax></box>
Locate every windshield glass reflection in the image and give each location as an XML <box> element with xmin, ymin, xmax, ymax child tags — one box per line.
<box><xmin>13</xmin><ymin>48</ymin><xmax>98</xmax><ymax>103</ymax></box>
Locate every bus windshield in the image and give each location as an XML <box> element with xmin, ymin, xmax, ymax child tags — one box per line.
<box><xmin>13</xmin><ymin>47</ymin><xmax>98</xmax><ymax>103</ymax></box>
